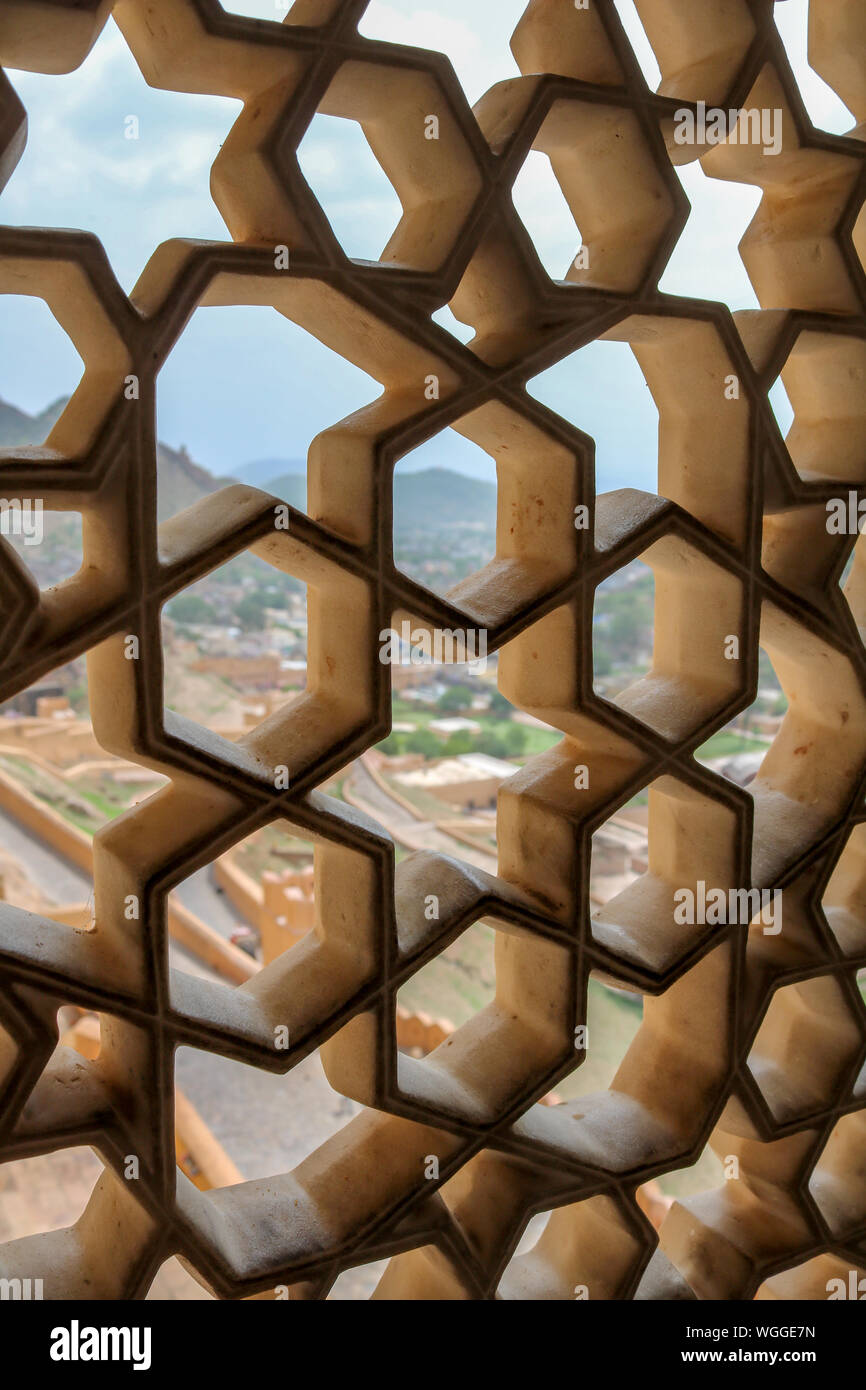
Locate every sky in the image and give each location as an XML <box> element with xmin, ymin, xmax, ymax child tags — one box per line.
<box><xmin>0</xmin><ymin>0</ymin><xmax>854</xmax><ymax>489</ymax></box>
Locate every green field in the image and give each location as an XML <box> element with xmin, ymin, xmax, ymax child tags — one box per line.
<box><xmin>389</xmin><ymin>697</ymin><xmax>562</xmax><ymax>757</ymax></box>
<box><xmin>697</xmin><ymin>730</ymin><xmax>770</xmax><ymax>762</ymax></box>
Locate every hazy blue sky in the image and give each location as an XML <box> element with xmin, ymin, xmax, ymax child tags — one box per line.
<box><xmin>0</xmin><ymin>0</ymin><xmax>853</xmax><ymax>489</ymax></box>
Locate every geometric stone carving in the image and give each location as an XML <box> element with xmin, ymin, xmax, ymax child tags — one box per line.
<box><xmin>0</xmin><ymin>0</ymin><xmax>864</xmax><ymax>1299</ymax></box>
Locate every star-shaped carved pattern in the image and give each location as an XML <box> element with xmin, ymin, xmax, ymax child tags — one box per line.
<box><xmin>0</xmin><ymin>0</ymin><xmax>863</xmax><ymax>1300</ymax></box>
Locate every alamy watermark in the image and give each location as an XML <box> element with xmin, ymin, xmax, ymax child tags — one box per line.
<box><xmin>673</xmin><ymin>102</ymin><xmax>782</xmax><ymax>157</ymax></box>
<box><xmin>674</xmin><ymin>880</ymin><xmax>782</xmax><ymax>934</ymax></box>
<box><xmin>826</xmin><ymin>1270</ymin><xmax>866</xmax><ymax>1300</ymax></box>
<box><xmin>826</xmin><ymin>492</ymin><xmax>866</xmax><ymax>534</ymax></box>
<box><xmin>50</xmin><ymin>1320</ymin><xmax>151</xmax><ymax>1370</ymax></box>
<box><xmin>0</xmin><ymin>498</ymin><xmax>43</xmax><ymax>546</ymax></box>
<box><xmin>0</xmin><ymin>1276</ymin><xmax>43</xmax><ymax>1299</ymax></box>
<box><xmin>379</xmin><ymin>620</ymin><xmax>488</xmax><ymax>672</ymax></box>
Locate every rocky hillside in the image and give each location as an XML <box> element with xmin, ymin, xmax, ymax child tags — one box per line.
<box><xmin>0</xmin><ymin>395</ymin><xmax>67</xmax><ymax>447</ymax></box>
<box><xmin>0</xmin><ymin>397</ymin><xmax>497</xmax><ymax>588</ymax></box>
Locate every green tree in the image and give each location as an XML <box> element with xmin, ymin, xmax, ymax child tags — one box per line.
<box><xmin>503</xmin><ymin>724</ymin><xmax>528</xmax><ymax>756</ymax></box>
<box><xmin>593</xmin><ymin>643</ymin><xmax>613</xmax><ymax>677</ymax></box>
<box><xmin>437</xmin><ymin>685</ymin><xmax>473</xmax><ymax>713</ymax></box>
<box><xmin>443</xmin><ymin>729</ymin><xmax>474</xmax><ymax>755</ymax></box>
<box><xmin>608</xmin><ymin>597</ymin><xmax>645</xmax><ymax>660</ymax></box>
<box><xmin>488</xmin><ymin>690</ymin><xmax>512</xmax><ymax>716</ymax></box>
<box><xmin>234</xmin><ymin>593</ymin><xmax>269</xmax><ymax>631</ymax></box>
<box><xmin>65</xmin><ymin>683</ymin><xmax>89</xmax><ymax>714</ymax></box>
<box><xmin>477</xmin><ymin>732</ymin><xmax>508</xmax><ymax>758</ymax></box>
<box><xmin>404</xmin><ymin>729</ymin><xmax>441</xmax><ymax>757</ymax></box>
<box><xmin>168</xmin><ymin>593</ymin><xmax>216</xmax><ymax>625</ymax></box>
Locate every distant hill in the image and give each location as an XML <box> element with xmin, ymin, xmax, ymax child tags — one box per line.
<box><xmin>393</xmin><ymin>467</ymin><xmax>496</xmax><ymax>531</ymax></box>
<box><xmin>0</xmin><ymin>397</ymin><xmax>222</xmax><ymax>523</ymax></box>
<box><xmin>155</xmin><ymin>441</ymin><xmax>222</xmax><ymax>521</ymax></box>
<box><xmin>265</xmin><ymin>465</ymin><xmax>496</xmax><ymax>533</ymax></box>
<box><xmin>0</xmin><ymin>396</ymin><xmax>67</xmax><ymax>447</ymax></box>
<box><xmin>1</xmin><ymin>398</ymin><xmax>497</xmax><ymax>531</ymax></box>
<box><xmin>229</xmin><ymin>457</ymin><xmax>305</xmax><ymax>487</ymax></box>
<box><xmin>261</xmin><ymin>473</ymin><xmax>306</xmax><ymax>511</ymax></box>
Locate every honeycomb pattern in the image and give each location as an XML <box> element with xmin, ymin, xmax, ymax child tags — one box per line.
<box><xmin>0</xmin><ymin>0</ymin><xmax>864</xmax><ymax>1300</ymax></box>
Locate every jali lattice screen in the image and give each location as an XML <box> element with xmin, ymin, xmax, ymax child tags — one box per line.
<box><xmin>0</xmin><ymin>0</ymin><xmax>865</xmax><ymax>1300</ymax></box>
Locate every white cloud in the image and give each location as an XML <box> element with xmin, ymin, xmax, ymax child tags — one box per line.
<box><xmin>773</xmin><ymin>0</ymin><xmax>854</xmax><ymax>133</ymax></box>
<box><xmin>359</xmin><ymin>1</ymin><xmax>523</xmax><ymax>103</ymax></box>
<box><xmin>0</xmin><ymin>2</ymin><xmax>855</xmax><ymax>479</ymax></box>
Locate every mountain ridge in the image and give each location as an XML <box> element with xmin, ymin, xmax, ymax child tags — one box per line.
<box><xmin>264</xmin><ymin>465</ymin><xmax>496</xmax><ymax>531</ymax></box>
<box><xmin>0</xmin><ymin>397</ymin><xmax>496</xmax><ymax>531</ymax></box>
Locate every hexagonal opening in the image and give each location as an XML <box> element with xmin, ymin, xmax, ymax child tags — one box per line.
<box><xmin>374</xmin><ymin>642</ymin><xmax>560</xmax><ymax>884</ymax></box>
<box><xmin>357</xmin><ymin>0</ymin><xmax>524</xmax><ymax>103</ymax></box>
<box><xmin>165</xmin><ymin>812</ymin><xmax>325</xmax><ymax>976</ymax></box>
<box><xmin>165</xmin><ymin>799</ymin><xmax>382</xmax><ymax>1087</ymax></box>
<box><xmin>392</xmin><ymin>429</ymin><xmax>497</xmax><ymax>597</ymax></box>
<box><xmin>747</xmin><ymin>976</ymin><xmax>863</xmax><ymax>1124</ymax></box>
<box><xmin>394</xmin><ymin>906</ymin><xmax>574</xmax><ymax>1125</ymax></box>
<box><xmin>520</xmin><ymin>95</ymin><xmax>680</xmax><ymax>293</ymax></box>
<box><xmin>590</xmin><ymin>773</ymin><xmax>741</xmax><ymax>977</ymax></box>
<box><xmin>695</xmin><ymin>649</ymin><xmax>786</xmax><ymax>787</ymax></box>
<box><xmin>610</xmin><ymin>0</ymin><xmax>661</xmax><ymax>88</ymax></box>
<box><xmin>391</xmin><ymin>395</ymin><xmax>582</xmax><ymax>632</ymax></box>
<box><xmin>592</xmin><ymin>557</ymin><xmax>654</xmax><ymax>699</ymax></box>
<box><xmin>511</xmin><ymin>148</ymin><xmax>584</xmax><ymax>281</ymax></box>
<box><xmin>594</xmin><ymin>538</ymin><xmax>743</xmax><ymax>744</ymax></box>
<box><xmin>3</xmin><ymin>20</ymin><xmax>242</xmax><ymax>290</ymax></box>
<box><xmin>297</xmin><ymin>113</ymin><xmax>403</xmax><ymax>261</ymax></box>
<box><xmin>152</xmin><ymin>439</ymin><xmax>377</xmax><ymax>784</ymax></box>
<box><xmin>162</xmin><ymin>560</ymin><xmax>308</xmax><ymax>744</ymax></box>
<box><xmin>552</xmin><ymin>969</ymin><xmax>644</xmax><ymax>1106</ymax></box>
<box><xmin>156</xmin><ymin>303</ymin><xmax>377</xmax><ymax>517</ymax></box>
<box><xmin>397</xmin><ymin>919</ymin><xmax>495</xmax><ymax>1053</ymax></box>
<box><xmin>529</xmin><ymin>340</ymin><xmax>658</xmax><ymax>494</ymax></box>
<box><xmin>174</xmin><ymin>1041</ymin><xmax>361</xmax><ymax>1186</ymax></box>
<box><xmin>658</xmin><ymin>159</ymin><xmax>761</xmax><ymax>308</ymax></box>
<box><xmin>773</xmin><ymin>0</ymin><xmax>857</xmax><ymax>135</ymax></box>
<box><xmin>0</xmin><ymin>296</ymin><xmax>83</xmax><ymax>444</ymax></box>
<box><xmin>232</xmin><ymin>49</ymin><xmax>484</xmax><ymax>272</ymax></box>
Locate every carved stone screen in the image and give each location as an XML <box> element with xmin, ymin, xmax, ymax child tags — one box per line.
<box><xmin>0</xmin><ymin>0</ymin><xmax>864</xmax><ymax>1302</ymax></box>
